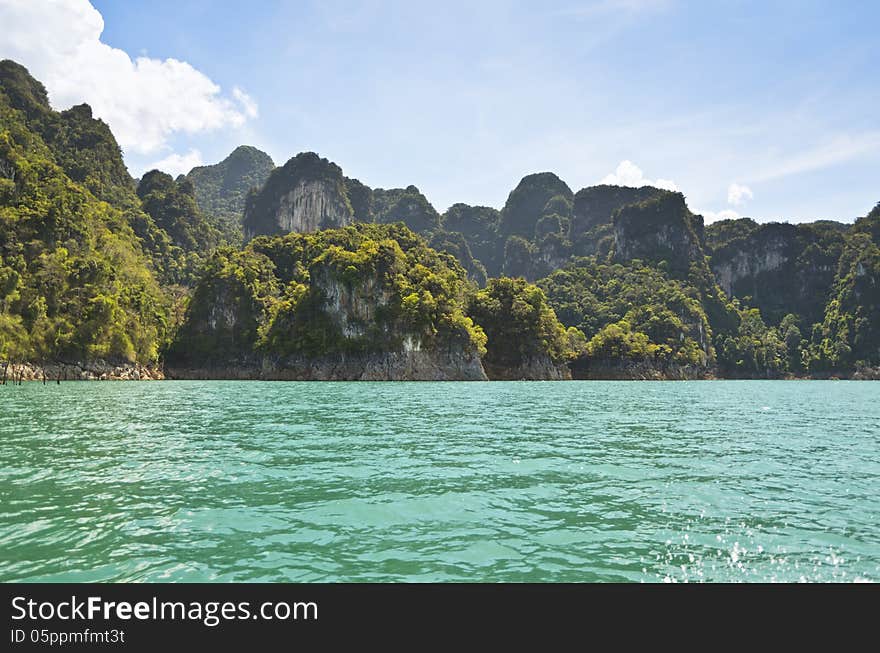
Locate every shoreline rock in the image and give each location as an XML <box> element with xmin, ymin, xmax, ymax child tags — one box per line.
<box><xmin>4</xmin><ymin>358</ymin><xmax>875</xmax><ymax>381</ymax></box>
<box><xmin>570</xmin><ymin>358</ymin><xmax>713</xmax><ymax>380</ymax></box>
<box><xmin>483</xmin><ymin>355</ymin><xmax>571</xmax><ymax>381</ymax></box>
<box><xmin>0</xmin><ymin>360</ymin><xmax>164</xmax><ymax>382</ymax></box>
<box><xmin>166</xmin><ymin>349</ymin><xmax>489</xmax><ymax>381</ymax></box>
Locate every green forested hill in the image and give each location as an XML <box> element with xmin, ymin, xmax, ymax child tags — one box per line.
<box><xmin>1</xmin><ymin>60</ymin><xmax>877</xmax><ymax>378</ymax></box>
<box><xmin>165</xmin><ymin>224</ymin><xmax>490</xmax><ymax>370</ymax></box>
<box><xmin>810</xmin><ymin>204</ymin><xmax>880</xmax><ymax>372</ymax></box>
<box><xmin>184</xmin><ymin>145</ymin><xmax>275</xmax><ymax>244</ymax></box>
<box><xmin>0</xmin><ymin>77</ymin><xmax>169</xmax><ymax>364</ymax></box>
<box><xmin>539</xmin><ymin>258</ymin><xmax>713</xmax><ymax>371</ymax></box>
<box><xmin>137</xmin><ymin>171</ymin><xmax>220</xmax><ymax>254</ymax></box>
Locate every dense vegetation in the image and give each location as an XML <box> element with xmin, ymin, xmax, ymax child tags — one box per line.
<box><xmin>137</xmin><ymin>171</ymin><xmax>220</xmax><ymax>254</ymax></box>
<box><xmin>185</xmin><ymin>145</ymin><xmax>275</xmax><ymax>244</ymax></box>
<box><xmin>441</xmin><ymin>203</ymin><xmax>502</xmax><ymax>274</ymax></box>
<box><xmin>242</xmin><ymin>152</ymin><xmax>353</xmax><ymax>238</ymax></box>
<box><xmin>468</xmin><ymin>277</ymin><xmax>584</xmax><ymax>376</ymax></box>
<box><xmin>539</xmin><ymin>259</ymin><xmax>712</xmax><ymax>370</ymax></box>
<box><xmin>0</xmin><ymin>60</ymin><xmax>178</xmax><ymax>273</ymax></box>
<box><xmin>0</xmin><ymin>69</ymin><xmax>168</xmax><ymax>364</ymax></box>
<box><xmin>372</xmin><ymin>185</ymin><xmax>441</xmax><ymax>233</ymax></box>
<box><xmin>808</xmin><ymin>204</ymin><xmax>880</xmax><ymax>373</ymax></box>
<box><xmin>2</xmin><ymin>60</ymin><xmax>878</xmax><ymax>379</ymax></box>
<box><xmin>166</xmin><ymin>223</ymin><xmax>489</xmax><ymax>366</ymax></box>
<box><xmin>706</xmin><ymin>220</ymin><xmax>846</xmax><ymax>327</ymax></box>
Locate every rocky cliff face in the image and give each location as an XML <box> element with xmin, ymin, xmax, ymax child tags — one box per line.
<box><xmin>708</xmin><ymin>221</ymin><xmax>845</xmax><ymax>326</ymax></box>
<box><xmin>185</xmin><ymin>145</ymin><xmax>275</xmax><ymax>241</ymax></box>
<box><xmin>569</xmin><ymin>358</ymin><xmax>711</xmax><ymax>380</ymax></box>
<box><xmin>168</xmin><ymin>349</ymin><xmax>487</xmax><ymax>381</ymax></box>
<box><xmin>165</xmin><ymin>224</ymin><xmax>493</xmax><ymax>380</ymax></box>
<box><xmin>309</xmin><ymin>260</ymin><xmax>394</xmax><ymax>339</ymax></box>
<box><xmin>712</xmin><ymin>229</ymin><xmax>791</xmax><ymax>298</ymax></box>
<box><xmin>612</xmin><ymin>192</ymin><xmax>705</xmax><ymax>275</ymax></box>
<box><xmin>572</xmin><ymin>185</ymin><xmax>666</xmax><ymax>237</ymax></box>
<box><xmin>482</xmin><ymin>356</ymin><xmax>570</xmax><ymax>380</ymax></box>
<box><xmin>273</xmin><ymin>178</ymin><xmax>353</xmax><ymax>234</ymax></box>
<box><xmin>4</xmin><ymin>360</ymin><xmax>164</xmax><ymax>382</ymax></box>
<box><xmin>243</xmin><ymin>152</ymin><xmax>353</xmax><ymax>239</ymax></box>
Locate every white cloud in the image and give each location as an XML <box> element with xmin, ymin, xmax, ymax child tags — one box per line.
<box><xmin>698</xmin><ymin>209</ymin><xmax>741</xmax><ymax>223</ymax></box>
<box><xmin>600</xmin><ymin>160</ymin><xmax>678</xmax><ymax>191</ymax></box>
<box><xmin>727</xmin><ymin>182</ymin><xmax>753</xmax><ymax>206</ymax></box>
<box><xmin>0</xmin><ymin>0</ymin><xmax>258</xmax><ymax>155</ymax></box>
<box><xmin>233</xmin><ymin>87</ymin><xmax>259</xmax><ymax>120</ymax></box>
<box><xmin>146</xmin><ymin>149</ymin><xmax>203</xmax><ymax>177</ymax></box>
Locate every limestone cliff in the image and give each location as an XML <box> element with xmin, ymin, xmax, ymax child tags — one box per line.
<box><xmin>242</xmin><ymin>152</ymin><xmax>353</xmax><ymax>239</ymax></box>
<box><xmin>168</xmin><ymin>349</ymin><xmax>486</xmax><ymax>381</ymax></box>
<box><xmin>482</xmin><ymin>356</ymin><xmax>571</xmax><ymax>381</ymax></box>
<box><xmin>185</xmin><ymin>145</ymin><xmax>275</xmax><ymax>241</ymax></box>
<box><xmin>164</xmin><ymin>224</ymin><xmax>490</xmax><ymax>380</ymax></box>
<box><xmin>708</xmin><ymin>221</ymin><xmax>845</xmax><ymax>326</ymax></box>
<box><xmin>3</xmin><ymin>360</ymin><xmax>163</xmax><ymax>382</ymax></box>
<box><xmin>612</xmin><ymin>192</ymin><xmax>705</xmax><ymax>275</ymax></box>
<box><xmin>571</xmin><ymin>185</ymin><xmax>665</xmax><ymax>241</ymax></box>
<box><xmin>569</xmin><ymin>357</ymin><xmax>711</xmax><ymax>380</ymax></box>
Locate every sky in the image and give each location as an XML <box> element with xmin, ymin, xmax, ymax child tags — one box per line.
<box><xmin>0</xmin><ymin>0</ymin><xmax>878</xmax><ymax>223</ymax></box>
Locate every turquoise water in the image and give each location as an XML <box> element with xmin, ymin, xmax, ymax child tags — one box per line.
<box><xmin>1</xmin><ymin>380</ymin><xmax>878</xmax><ymax>582</ymax></box>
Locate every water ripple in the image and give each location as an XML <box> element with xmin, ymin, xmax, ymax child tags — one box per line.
<box><xmin>1</xmin><ymin>380</ymin><xmax>878</xmax><ymax>582</ymax></box>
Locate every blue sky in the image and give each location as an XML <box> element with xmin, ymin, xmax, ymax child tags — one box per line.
<box><xmin>3</xmin><ymin>1</ymin><xmax>878</xmax><ymax>222</ymax></box>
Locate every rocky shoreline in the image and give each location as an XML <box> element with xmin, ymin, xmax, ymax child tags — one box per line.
<box><xmin>2</xmin><ymin>359</ymin><xmax>876</xmax><ymax>382</ymax></box>
<box><xmin>165</xmin><ymin>349</ymin><xmax>488</xmax><ymax>381</ymax></box>
<box><xmin>482</xmin><ymin>355</ymin><xmax>571</xmax><ymax>381</ymax></box>
<box><xmin>570</xmin><ymin>358</ymin><xmax>713</xmax><ymax>380</ymax></box>
<box><xmin>1</xmin><ymin>360</ymin><xmax>164</xmax><ymax>382</ymax></box>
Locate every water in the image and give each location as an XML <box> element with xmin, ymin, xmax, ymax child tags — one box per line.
<box><xmin>1</xmin><ymin>380</ymin><xmax>878</xmax><ymax>583</ymax></box>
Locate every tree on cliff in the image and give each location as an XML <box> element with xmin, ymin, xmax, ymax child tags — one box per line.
<box><xmin>468</xmin><ymin>277</ymin><xmax>584</xmax><ymax>377</ymax></box>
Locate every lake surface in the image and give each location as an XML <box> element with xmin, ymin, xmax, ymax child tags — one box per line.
<box><xmin>1</xmin><ymin>381</ymin><xmax>878</xmax><ymax>582</ymax></box>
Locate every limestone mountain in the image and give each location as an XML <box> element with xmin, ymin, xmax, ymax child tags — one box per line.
<box><xmin>809</xmin><ymin>204</ymin><xmax>880</xmax><ymax>373</ymax></box>
<box><xmin>468</xmin><ymin>277</ymin><xmax>582</xmax><ymax>380</ymax></box>
<box><xmin>611</xmin><ymin>191</ymin><xmax>705</xmax><ymax>275</ymax></box>
<box><xmin>440</xmin><ymin>203</ymin><xmax>501</xmax><ymax>273</ymax></box>
<box><xmin>0</xmin><ymin>60</ymin><xmax>134</xmax><ymax>209</ymax></box>
<box><xmin>4</xmin><ymin>61</ymin><xmax>880</xmax><ymax>380</ymax></box>
<box><xmin>0</xmin><ymin>65</ymin><xmax>169</xmax><ymax>366</ymax></box>
<box><xmin>570</xmin><ymin>185</ymin><xmax>667</xmax><ymax>257</ymax></box>
<box><xmin>707</xmin><ymin>220</ymin><xmax>846</xmax><ymax>327</ymax></box>
<box><xmin>499</xmin><ymin>172</ymin><xmax>573</xmax><ymax>240</ymax></box>
<box><xmin>165</xmin><ymin>224</ymin><xmax>491</xmax><ymax>380</ymax></box>
<box><xmin>185</xmin><ymin>145</ymin><xmax>274</xmax><ymax>243</ymax></box>
<box><xmin>242</xmin><ymin>152</ymin><xmax>354</xmax><ymax>240</ymax></box>
<box><xmin>372</xmin><ymin>185</ymin><xmax>441</xmax><ymax>233</ymax></box>
<box><xmin>344</xmin><ymin>177</ymin><xmax>373</xmax><ymax>222</ymax></box>
<box><xmin>0</xmin><ymin>59</ymin><xmax>178</xmax><ymax>272</ymax></box>
<box><xmin>540</xmin><ymin>258</ymin><xmax>713</xmax><ymax>379</ymax></box>
<box><xmin>137</xmin><ymin>171</ymin><xmax>221</xmax><ymax>253</ymax></box>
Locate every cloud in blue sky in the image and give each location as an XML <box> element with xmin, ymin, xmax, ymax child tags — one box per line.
<box><xmin>600</xmin><ymin>160</ymin><xmax>678</xmax><ymax>191</ymax></box>
<box><xmin>0</xmin><ymin>0</ymin><xmax>257</xmax><ymax>155</ymax></box>
<box><xmin>146</xmin><ymin>149</ymin><xmax>204</xmax><ymax>177</ymax></box>
<box><xmin>727</xmin><ymin>183</ymin><xmax>753</xmax><ymax>207</ymax></box>
<box><xmin>2</xmin><ymin>0</ymin><xmax>878</xmax><ymax>223</ymax></box>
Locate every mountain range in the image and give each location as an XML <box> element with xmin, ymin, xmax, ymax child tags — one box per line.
<box><xmin>1</xmin><ymin>59</ymin><xmax>878</xmax><ymax>380</ymax></box>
